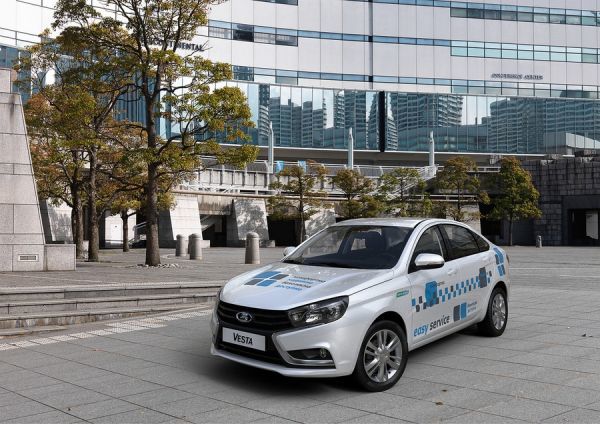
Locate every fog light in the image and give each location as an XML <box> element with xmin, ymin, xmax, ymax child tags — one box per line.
<box><xmin>288</xmin><ymin>348</ymin><xmax>332</xmax><ymax>361</ymax></box>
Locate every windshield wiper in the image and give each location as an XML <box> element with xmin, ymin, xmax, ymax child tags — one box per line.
<box><xmin>282</xmin><ymin>258</ymin><xmax>304</xmax><ymax>265</ymax></box>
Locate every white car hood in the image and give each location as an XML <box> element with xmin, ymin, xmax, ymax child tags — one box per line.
<box><xmin>220</xmin><ymin>262</ymin><xmax>393</xmax><ymax>310</ymax></box>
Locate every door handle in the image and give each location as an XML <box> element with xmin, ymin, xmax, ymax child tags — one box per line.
<box><xmin>447</xmin><ymin>268</ymin><xmax>457</xmax><ymax>276</ymax></box>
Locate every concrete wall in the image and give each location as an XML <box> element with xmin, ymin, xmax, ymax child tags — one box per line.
<box><xmin>0</xmin><ymin>67</ymin><xmax>75</xmax><ymax>271</ymax></box>
<box><xmin>226</xmin><ymin>198</ymin><xmax>271</xmax><ymax>246</ymax></box>
<box><xmin>460</xmin><ymin>204</ymin><xmax>481</xmax><ymax>233</ymax></box>
<box><xmin>305</xmin><ymin>208</ymin><xmax>336</xmax><ymax>238</ymax></box>
<box><xmin>159</xmin><ymin>193</ymin><xmax>207</xmax><ymax>248</ymax></box>
<box><xmin>523</xmin><ymin>157</ymin><xmax>600</xmax><ymax>246</ymax></box>
<box><xmin>101</xmin><ymin>211</ymin><xmax>136</xmax><ymax>248</ymax></box>
<box><xmin>40</xmin><ymin>200</ymin><xmax>73</xmax><ymax>243</ymax></box>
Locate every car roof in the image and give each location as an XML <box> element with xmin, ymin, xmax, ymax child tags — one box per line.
<box><xmin>331</xmin><ymin>218</ymin><xmax>431</xmax><ymax>228</ymax></box>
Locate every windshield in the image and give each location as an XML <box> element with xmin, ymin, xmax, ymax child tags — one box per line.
<box><xmin>283</xmin><ymin>225</ymin><xmax>412</xmax><ymax>269</ymax></box>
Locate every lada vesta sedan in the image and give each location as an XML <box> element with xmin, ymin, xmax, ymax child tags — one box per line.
<box><xmin>211</xmin><ymin>218</ymin><xmax>509</xmax><ymax>391</ymax></box>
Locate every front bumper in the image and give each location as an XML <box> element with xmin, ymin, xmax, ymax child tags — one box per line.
<box><xmin>210</xmin><ymin>304</ymin><xmax>368</xmax><ymax>378</ymax></box>
<box><xmin>211</xmin><ymin>344</ymin><xmax>345</xmax><ymax>377</ymax></box>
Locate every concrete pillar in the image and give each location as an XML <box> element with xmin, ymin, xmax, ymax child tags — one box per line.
<box><xmin>245</xmin><ymin>232</ymin><xmax>260</xmax><ymax>264</ymax></box>
<box><xmin>175</xmin><ymin>234</ymin><xmax>188</xmax><ymax>257</ymax></box>
<box><xmin>348</xmin><ymin>127</ymin><xmax>354</xmax><ymax>170</ymax></box>
<box><xmin>189</xmin><ymin>233</ymin><xmax>203</xmax><ymax>260</ymax></box>
<box><xmin>429</xmin><ymin>130</ymin><xmax>435</xmax><ymax>168</ymax></box>
<box><xmin>268</xmin><ymin>121</ymin><xmax>275</xmax><ymax>173</ymax></box>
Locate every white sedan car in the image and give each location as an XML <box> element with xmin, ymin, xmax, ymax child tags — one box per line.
<box><xmin>210</xmin><ymin>218</ymin><xmax>509</xmax><ymax>391</ymax></box>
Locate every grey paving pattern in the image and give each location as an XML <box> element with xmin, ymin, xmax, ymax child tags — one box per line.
<box><xmin>1</xmin><ymin>246</ymin><xmax>600</xmax><ymax>422</ymax></box>
<box><xmin>0</xmin><ymin>248</ymin><xmax>286</xmax><ymax>288</ymax></box>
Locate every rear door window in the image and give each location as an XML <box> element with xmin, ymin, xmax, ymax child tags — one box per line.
<box><xmin>441</xmin><ymin>225</ymin><xmax>481</xmax><ymax>260</ymax></box>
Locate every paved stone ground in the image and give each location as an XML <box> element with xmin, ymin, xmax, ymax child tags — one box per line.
<box><xmin>1</xmin><ymin>246</ymin><xmax>600</xmax><ymax>423</ymax></box>
<box><xmin>0</xmin><ymin>248</ymin><xmax>285</xmax><ymax>288</ymax></box>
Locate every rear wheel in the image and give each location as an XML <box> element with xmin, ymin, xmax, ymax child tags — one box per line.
<box><xmin>478</xmin><ymin>287</ymin><xmax>508</xmax><ymax>337</ymax></box>
<box><xmin>352</xmin><ymin>320</ymin><xmax>408</xmax><ymax>392</ymax></box>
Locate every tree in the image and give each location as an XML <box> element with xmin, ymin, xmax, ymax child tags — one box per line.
<box><xmin>268</xmin><ymin>164</ymin><xmax>329</xmax><ymax>243</ymax></box>
<box><xmin>488</xmin><ymin>157</ymin><xmax>542</xmax><ymax>246</ymax></box>
<box><xmin>377</xmin><ymin>168</ymin><xmax>425</xmax><ymax>217</ymax></box>
<box><xmin>25</xmin><ymin>93</ymin><xmax>87</xmax><ymax>258</ymax></box>
<box><xmin>54</xmin><ymin>0</ymin><xmax>259</xmax><ymax>265</ymax></box>
<box><xmin>18</xmin><ymin>29</ymin><xmax>136</xmax><ymax>262</ymax></box>
<box><xmin>435</xmin><ymin>156</ymin><xmax>489</xmax><ymax>222</ymax></box>
<box><xmin>332</xmin><ymin>169</ymin><xmax>383</xmax><ymax>219</ymax></box>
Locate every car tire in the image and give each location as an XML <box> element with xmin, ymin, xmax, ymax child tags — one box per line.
<box><xmin>352</xmin><ymin>320</ymin><xmax>408</xmax><ymax>392</ymax></box>
<box><xmin>478</xmin><ymin>286</ymin><xmax>508</xmax><ymax>337</ymax></box>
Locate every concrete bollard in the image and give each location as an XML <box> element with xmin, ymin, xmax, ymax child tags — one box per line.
<box><xmin>536</xmin><ymin>235</ymin><xmax>543</xmax><ymax>248</ymax></box>
<box><xmin>175</xmin><ymin>235</ymin><xmax>188</xmax><ymax>257</ymax></box>
<box><xmin>245</xmin><ymin>232</ymin><xmax>260</xmax><ymax>264</ymax></box>
<box><xmin>189</xmin><ymin>233</ymin><xmax>203</xmax><ymax>260</ymax></box>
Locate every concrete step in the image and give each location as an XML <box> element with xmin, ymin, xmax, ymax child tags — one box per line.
<box><xmin>0</xmin><ymin>282</ymin><xmax>223</xmax><ymax>301</ymax></box>
<box><xmin>0</xmin><ymin>292</ymin><xmax>218</xmax><ymax>314</ymax></box>
<box><xmin>0</xmin><ymin>305</ymin><xmax>204</xmax><ymax>329</ymax></box>
<box><xmin>0</xmin><ymin>325</ymin><xmax>66</xmax><ymax>337</ymax></box>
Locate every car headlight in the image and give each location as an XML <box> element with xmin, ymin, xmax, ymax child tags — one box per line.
<box><xmin>288</xmin><ymin>296</ymin><xmax>349</xmax><ymax>328</ymax></box>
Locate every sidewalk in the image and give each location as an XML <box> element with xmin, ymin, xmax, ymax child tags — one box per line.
<box><xmin>0</xmin><ymin>247</ymin><xmax>285</xmax><ymax>289</ymax></box>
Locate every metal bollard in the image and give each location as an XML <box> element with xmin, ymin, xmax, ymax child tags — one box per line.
<box><xmin>189</xmin><ymin>233</ymin><xmax>203</xmax><ymax>260</ymax></box>
<box><xmin>175</xmin><ymin>234</ymin><xmax>188</xmax><ymax>257</ymax></box>
<box><xmin>535</xmin><ymin>235</ymin><xmax>543</xmax><ymax>248</ymax></box>
<box><xmin>245</xmin><ymin>232</ymin><xmax>260</xmax><ymax>264</ymax></box>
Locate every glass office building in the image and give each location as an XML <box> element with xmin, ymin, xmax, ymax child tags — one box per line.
<box><xmin>5</xmin><ymin>0</ymin><xmax>600</xmax><ymax>156</ymax></box>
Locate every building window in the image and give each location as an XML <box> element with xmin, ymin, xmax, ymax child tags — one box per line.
<box><xmin>232</xmin><ymin>24</ymin><xmax>254</xmax><ymax>42</ymax></box>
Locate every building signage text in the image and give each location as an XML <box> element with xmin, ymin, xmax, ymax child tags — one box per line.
<box><xmin>166</xmin><ymin>40</ymin><xmax>205</xmax><ymax>52</ymax></box>
<box><xmin>490</xmin><ymin>73</ymin><xmax>543</xmax><ymax>81</ymax></box>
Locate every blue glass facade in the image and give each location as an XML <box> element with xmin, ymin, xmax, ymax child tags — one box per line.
<box><xmin>228</xmin><ymin>81</ymin><xmax>600</xmax><ymax>154</ymax></box>
<box><xmin>0</xmin><ymin>45</ymin><xmax>28</xmax><ymax>98</ymax></box>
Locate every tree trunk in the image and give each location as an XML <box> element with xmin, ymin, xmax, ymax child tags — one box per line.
<box><xmin>121</xmin><ymin>210</ymin><xmax>130</xmax><ymax>252</ymax></box>
<box><xmin>144</xmin><ymin>93</ymin><xmax>161</xmax><ymax>266</ymax></box>
<box><xmin>456</xmin><ymin>187</ymin><xmax>462</xmax><ymax>221</ymax></box>
<box><xmin>71</xmin><ymin>184</ymin><xmax>85</xmax><ymax>259</ymax></box>
<box><xmin>87</xmin><ymin>151</ymin><xmax>99</xmax><ymax>262</ymax></box>
<box><xmin>508</xmin><ymin>217</ymin><xmax>514</xmax><ymax>247</ymax></box>
<box><xmin>294</xmin><ymin>218</ymin><xmax>306</xmax><ymax>245</ymax></box>
<box><xmin>145</xmin><ymin>162</ymin><xmax>161</xmax><ymax>266</ymax></box>
<box><xmin>298</xmin><ymin>197</ymin><xmax>305</xmax><ymax>243</ymax></box>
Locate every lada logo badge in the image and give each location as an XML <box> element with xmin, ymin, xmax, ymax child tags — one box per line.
<box><xmin>236</xmin><ymin>311</ymin><xmax>253</xmax><ymax>323</ymax></box>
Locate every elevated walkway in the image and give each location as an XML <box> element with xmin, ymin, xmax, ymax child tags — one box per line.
<box><xmin>180</xmin><ymin>158</ymin><xmax>440</xmax><ymax>196</ymax></box>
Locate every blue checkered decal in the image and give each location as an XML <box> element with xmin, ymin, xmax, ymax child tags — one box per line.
<box><xmin>412</xmin><ymin>267</ymin><xmax>491</xmax><ymax>313</ymax></box>
<box><xmin>493</xmin><ymin>247</ymin><xmax>506</xmax><ymax>277</ymax></box>
<box><xmin>245</xmin><ymin>271</ymin><xmax>288</xmax><ymax>287</ymax></box>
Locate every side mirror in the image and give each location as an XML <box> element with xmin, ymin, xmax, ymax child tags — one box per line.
<box><xmin>283</xmin><ymin>246</ymin><xmax>296</xmax><ymax>257</ymax></box>
<box><xmin>414</xmin><ymin>253</ymin><xmax>445</xmax><ymax>270</ymax></box>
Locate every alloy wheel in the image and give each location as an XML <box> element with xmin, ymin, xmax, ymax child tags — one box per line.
<box><xmin>491</xmin><ymin>292</ymin><xmax>507</xmax><ymax>330</ymax></box>
<box><xmin>363</xmin><ymin>329</ymin><xmax>403</xmax><ymax>383</ymax></box>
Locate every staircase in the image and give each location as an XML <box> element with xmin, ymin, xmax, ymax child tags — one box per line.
<box><xmin>0</xmin><ymin>282</ymin><xmax>221</xmax><ymax>336</ymax></box>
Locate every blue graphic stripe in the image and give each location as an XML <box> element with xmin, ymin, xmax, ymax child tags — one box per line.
<box><xmin>412</xmin><ymin>267</ymin><xmax>492</xmax><ymax>312</ymax></box>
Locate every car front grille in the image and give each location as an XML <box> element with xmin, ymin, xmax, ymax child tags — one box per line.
<box><xmin>217</xmin><ymin>301</ymin><xmax>292</xmax><ymax>331</ymax></box>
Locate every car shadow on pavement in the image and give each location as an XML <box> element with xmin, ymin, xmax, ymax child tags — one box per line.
<box><xmin>199</xmin><ymin>358</ymin><xmax>363</xmax><ymax>395</ymax></box>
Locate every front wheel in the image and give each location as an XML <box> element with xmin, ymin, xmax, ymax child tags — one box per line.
<box><xmin>478</xmin><ymin>287</ymin><xmax>508</xmax><ymax>337</ymax></box>
<box><xmin>352</xmin><ymin>320</ymin><xmax>408</xmax><ymax>392</ymax></box>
